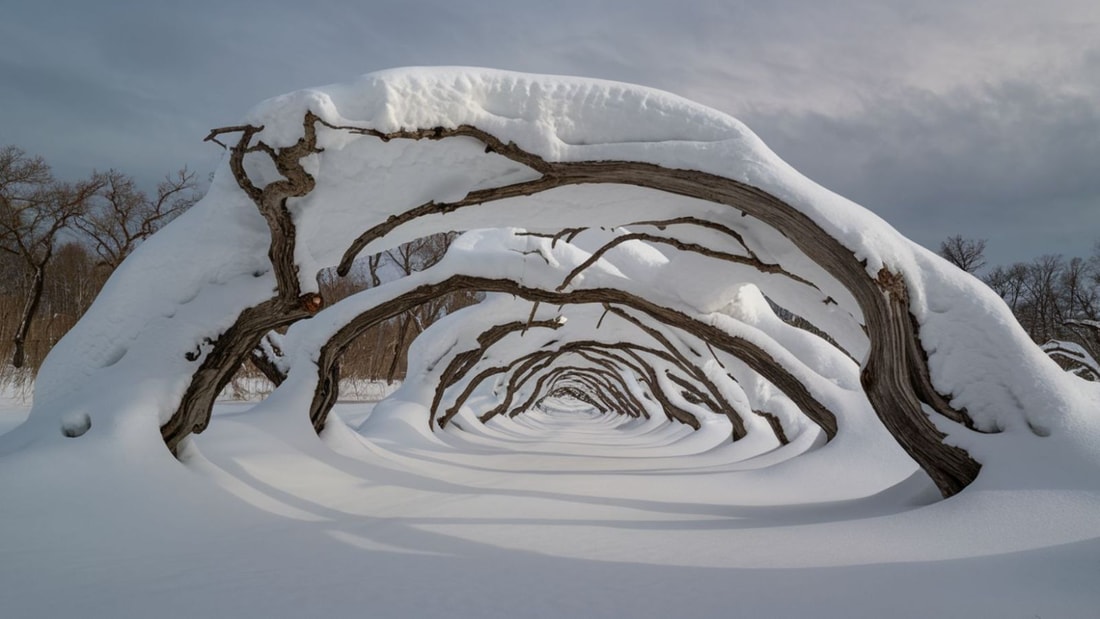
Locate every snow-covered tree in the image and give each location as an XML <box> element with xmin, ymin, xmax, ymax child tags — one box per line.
<box><xmin>11</xmin><ymin>68</ymin><xmax>1098</xmax><ymax>501</ymax></box>
<box><xmin>76</xmin><ymin>168</ymin><xmax>199</xmax><ymax>270</ymax></box>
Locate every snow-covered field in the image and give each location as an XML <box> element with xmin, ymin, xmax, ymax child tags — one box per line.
<box><xmin>1</xmin><ymin>388</ymin><xmax>1097</xmax><ymax>619</ymax></box>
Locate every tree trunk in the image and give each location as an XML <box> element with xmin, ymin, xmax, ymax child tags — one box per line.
<box><xmin>162</xmin><ymin>299</ymin><xmax>309</xmax><ymax>454</ymax></box>
<box><xmin>249</xmin><ymin>342</ymin><xmax>288</xmax><ymax>386</ymax></box>
<box><xmin>385</xmin><ymin>313</ymin><xmax>413</xmax><ymax>384</ymax></box>
<box><xmin>11</xmin><ymin>264</ymin><xmax>46</xmax><ymax>369</ymax></box>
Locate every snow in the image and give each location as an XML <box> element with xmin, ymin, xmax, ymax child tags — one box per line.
<box><xmin>1</xmin><ymin>67</ymin><xmax>1099</xmax><ymax>617</ymax></box>
<box><xmin>2</xmin><ymin>394</ymin><xmax>1098</xmax><ymax>618</ymax></box>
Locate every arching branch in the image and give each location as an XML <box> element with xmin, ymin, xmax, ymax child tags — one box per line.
<box><xmin>605</xmin><ymin>304</ymin><xmax>752</xmax><ymax>440</ymax></box>
<box><xmin>308</xmin><ymin>276</ymin><xmax>837</xmax><ymax>445</ymax></box>
<box><xmin>556</xmin><ymin>231</ymin><xmax>813</xmax><ymax>292</ymax></box>
<box><xmin>181</xmin><ymin>114</ymin><xmax>984</xmax><ymax>496</ymax></box>
<box><xmin>429</xmin><ymin>318</ymin><xmax>565</xmax><ymax>428</ymax></box>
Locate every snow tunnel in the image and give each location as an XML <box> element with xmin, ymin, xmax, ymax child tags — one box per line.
<box><xmin>20</xmin><ymin>67</ymin><xmax>1098</xmax><ymax>499</ymax></box>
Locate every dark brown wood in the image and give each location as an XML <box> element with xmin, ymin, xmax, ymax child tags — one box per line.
<box><xmin>249</xmin><ymin>338</ymin><xmax>288</xmax><ymax>387</ymax></box>
<box><xmin>11</xmin><ymin>263</ymin><xmax>46</xmax><ymax>368</ymax></box>
<box><xmin>163</xmin><ymin>299</ymin><xmax>310</xmax><ymax>453</ymax></box>
<box><xmin>540</xmin><ymin>385</ymin><xmax>606</xmax><ymax>412</ymax></box>
<box><xmin>463</xmin><ymin>341</ymin><xmax>676</xmax><ymax>426</ymax></box>
<box><xmin>605</xmin><ymin>305</ymin><xmax>751</xmax><ymax>440</ymax></box>
<box><xmin>573</xmin><ymin>349</ymin><xmax>711</xmax><ymax>427</ymax></box>
<box><xmin>557</xmin><ymin>231</ymin><xmax>812</xmax><ymax>292</ymax></box>
<box><xmin>508</xmin><ymin>364</ymin><xmax>640</xmax><ymax>420</ymax></box>
<box><xmin>547</xmin><ymin>353</ymin><xmax>656</xmax><ymax>420</ymax></box>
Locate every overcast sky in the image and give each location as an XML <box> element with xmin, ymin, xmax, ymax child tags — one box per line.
<box><xmin>2</xmin><ymin>0</ymin><xmax>1097</xmax><ymax>267</ymax></box>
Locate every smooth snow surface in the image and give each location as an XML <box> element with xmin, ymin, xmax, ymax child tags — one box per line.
<box><xmin>2</xmin><ymin>67</ymin><xmax>1099</xmax><ymax>617</ymax></box>
<box><xmin>1</xmin><ymin>398</ymin><xmax>1098</xmax><ymax>618</ymax></box>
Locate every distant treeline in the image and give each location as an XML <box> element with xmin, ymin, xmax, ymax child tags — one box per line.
<box><xmin>939</xmin><ymin>235</ymin><xmax>1100</xmax><ymax>378</ymax></box>
<box><xmin>0</xmin><ymin>142</ymin><xmax>475</xmax><ymax>388</ymax></box>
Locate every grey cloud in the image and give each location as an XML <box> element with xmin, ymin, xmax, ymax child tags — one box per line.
<box><xmin>742</xmin><ymin>80</ymin><xmax>1100</xmax><ymax>265</ymax></box>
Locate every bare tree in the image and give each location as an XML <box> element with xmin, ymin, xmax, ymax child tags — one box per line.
<box><xmin>0</xmin><ymin>146</ymin><xmax>103</xmax><ymax>367</ymax></box>
<box><xmin>983</xmin><ymin>248</ymin><xmax>1100</xmax><ymax>377</ymax></box>
<box><xmin>309</xmin><ymin>232</ymin><xmax>476</xmax><ymax>385</ymax></box>
<box><xmin>984</xmin><ymin>262</ymin><xmax>1029</xmax><ymax>312</ymax></box>
<box><xmin>76</xmin><ymin>168</ymin><xmax>199</xmax><ymax>269</ymax></box>
<box><xmin>939</xmin><ymin>235</ymin><xmax>987</xmax><ymax>273</ymax></box>
<box><xmin>380</xmin><ymin>232</ymin><xmax>465</xmax><ymax>382</ymax></box>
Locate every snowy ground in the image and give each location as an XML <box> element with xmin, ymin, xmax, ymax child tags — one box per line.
<box><xmin>1</xmin><ymin>388</ymin><xmax>1098</xmax><ymax>619</ymax></box>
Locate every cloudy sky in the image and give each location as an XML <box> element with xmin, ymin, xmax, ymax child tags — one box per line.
<box><xmin>2</xmin><ymin>0</ymin><xmax>1098</xmax><ymax>267</ymax></box>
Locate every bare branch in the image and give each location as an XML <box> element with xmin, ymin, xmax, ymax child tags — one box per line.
<box><xmin>556</xmin><ymin>230</ymin><xmax>813</xmax><ymax>292</ymax></box>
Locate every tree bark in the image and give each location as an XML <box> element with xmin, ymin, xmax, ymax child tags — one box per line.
<box><xmin>429</xmin><ymin>318</ymin><xmax>564</xmax><ymax>429</ymax></box>
<box><xmin>249</xmin><ymin>339</ymin><xmax>288</xmax><ymax>386</ymax></box>
<box><xmin>163</xmin><ymin>300</ymin><xmax>310</xmax><ymax>453</ymax></box>
<box><xmin>385</xmin><ymin>313</ymin><xmax>413</xmax><ymax>384</ymax></box>
<box><xmin>11</xmin><ymin>263</ymin><xmax>46</xmax><ymax>368</ymax></box>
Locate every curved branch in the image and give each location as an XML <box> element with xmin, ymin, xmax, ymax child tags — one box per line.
<box><xmin>605</xmin><ymin>304</ymin><xmax>752</xmax><ymax>439</ymax></box>
<box><xmin>309</xmin><ymin>275</ymin><xmax>837</xmax><ymax>444</ymax></box>
<box><xmin>165</xmin><ymin>116</ymin><xmax>330</xmax><ymax>452</ymax></box>
<box><xmin>557</xmin><ymin>231</ymin><xmax>812</xmax><ymax>292</ymax></box>
<box><xmin>429</xmin><ymin>318</ymin><xmax>564</xmax><ymax>428</ymax></box>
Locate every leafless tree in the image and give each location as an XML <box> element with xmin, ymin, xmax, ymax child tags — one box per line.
<box><xmin>293</xmin><ymin>232</ymin><xmax>477</xmax><ymax>386</ymax></box>
<box><xmin>0</xmin><ymin>146</ymin><xmax>103</xmax><ymax>367</ymax></box>
<box><xmin>985</xmin><ymin>262</ymin><xmax>1029</xmax><ymax>311</ymax></box>
<box><xmin>982</xmin><ymin>247</ymin><xmax>1100</xmax><ymax>377</ymax></box>
<box><xmin>939</xmin><ymin>235</ymin><xmax>987</xmax><ymax>273</ymax></box>
<box><xmin>76</xmin><ymin>168</ymin><xmax>199</xmax><ymax>269</ymax></box>
<box><xmin>379</xmin><ymin>232</ymin><xmax>469</xmax><ymax>382</ymax></box>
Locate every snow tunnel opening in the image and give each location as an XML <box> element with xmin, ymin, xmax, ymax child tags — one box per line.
<box><xmin>305</xmin><ymin>273</ymin><xmax>818</xmax><ymax>453</ymax></box>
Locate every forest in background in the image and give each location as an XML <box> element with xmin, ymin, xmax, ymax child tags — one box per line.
<box><xmin>0</xmin><ymin>145</ymin><xmax>476</xmax><ymax>395</ymax></box>
<box><xmin>2</xmin><ymin>144</ymin><xmax>1097</xmax><ymax>395</ymax></box>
